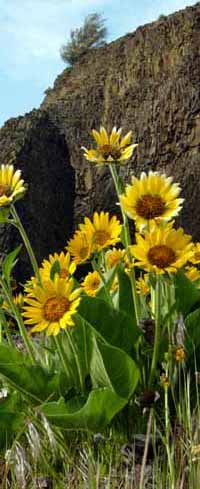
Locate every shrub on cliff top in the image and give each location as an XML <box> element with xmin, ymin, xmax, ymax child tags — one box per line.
<box><xmin>60</xmin><ymin>13</ymin><xmax>107</xmax><ymax>66</ymax></box>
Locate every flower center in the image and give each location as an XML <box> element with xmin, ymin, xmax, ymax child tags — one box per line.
<box><xmin>135</xmin><ymin>194</ymin><xmax>166</xmax><ymax>219</ymax></box>
<box><xmin>43</xmin><ymin>296</ymin><xmax>70</xmax><ymax>321</ymax></box>
<box><xmin>60</xmin><ymin>268</ymin><xmax>68</xmax><ymax>279</ymax></box>
<box><xmin>194</xmin><ymin>252</ymin><xmax>200</xmax><ymax>261</ymax></box>
<box><xmin>148</xmin><ymin>245</ymin><xmax>176</xmax><ymax>269</ymax></box>
<box><xmin>99</xmin><ymin>144</ymin><xmax>121</xmax><ymax>160</ymax></box>
<box><xmin>95</xmin><ymin>230</ymin><xmax>110</xmax><ymax>246</ymax></box>
<box><xmin>90</xmin><ymin>277</ymin><xmax>101</xmax><ymax>290</ymax></box>
<box><xmin>79</xmin><ymin>246</ymin><xmax>89</xmax><ymax>259</ymax></box>
<box><xmin>0</xmin><ymin>184</ymin><xmax>11</xmax><ymax>197</ymax></box>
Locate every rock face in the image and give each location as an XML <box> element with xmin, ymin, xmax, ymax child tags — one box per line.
<box><xmin>1</xmin><ymin>2</ymin><xmax>200</xmax><ymax>278</ymax></box>
<box><xmin>0</xmin><ymin>111</ymin><xmax>75</xmax><ymax>280</ymax></box>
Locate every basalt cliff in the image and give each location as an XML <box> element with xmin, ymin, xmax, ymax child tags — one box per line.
<box><xmin>1</xmin><ymin>2</ymin><xmax>200</xmax><ymax>277</ymax></box>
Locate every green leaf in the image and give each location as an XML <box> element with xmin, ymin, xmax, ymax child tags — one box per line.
<box><xmin>79</xmin><ymin>297</ymin><xmax>141</xmax><ymax>355</ymax></box>
<box><xmin>2</xmin><ymin>245</ymin><xmax>22</xmax><ymax>285</ymax></box>
<box><xmin>185</xmin><ymin>308</ymin><xmax>200</xmax><ymax>355</ymax></box>
<box><xmin>0</xmin><ymin>207</ymin><xmax>10</xmax><ymax>224</ymax></box>
<box><xmin>50</xmin><ymin>260</ymin><xmax>61</xmax><ymax>281</ymax></box>
<box><xmin>0</xmin><ymin>344</ymin><xmax>69</xmax><ymax>403</ymax></box>
<box><xmin>42</xmin><ymin>389</ymin><xmax>126</xmax><ymax>431</ymax></box>
<box><xmin>0</xmin><ymin>391</ymin><xmax>25</xmax><ymax>450</ymax></box>
<box><xmin>117</xmin><ymin>267</ymin><xmax>136</xmax><ymax>319</ymax></box>
<box><xmin>42</xmin><ymin>331</ymin><xmax>140</xmax><ymax>431</ymax></box>
<box><xmin>174</xmin><ymin>271</ymin><xmax>200</xmax><ymax>317</ymax></box>
<box><xmin>90</xmin><ymin>334</ymin><xmax>140</xmax><ymax>399</ymax></box>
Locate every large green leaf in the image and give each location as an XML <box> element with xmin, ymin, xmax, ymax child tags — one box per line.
<box><xmin>78</xmin><ymin>297</ymin><xmax>141</xmax><ymax>355</ymax></box>
<box><xmin>42</xmin><ymin>325</ymin><xmax>140</xmax><ymax>431</ymax></box>
<box><xmin>0</xmin><ymin>344</ymin><xmax>69</xmax><ymax>403</ymax></box>
<box><xmin>90</xmin><ymin>334</ymin><xmax>140</xmax><ymax>399</ymax></box>
<box><xmin>0</xmin><ymin>392</ymin><xmax>25</xmax><ymax>450</ymax></box>
<box><xmin>174</xmin><ymin>271</ymin><xmax>200</xmax><ymax>317</ymax></box>
<box><xmin>42</xmin><ymin>389</ymin><xmax>126</xmax><ymax>431</ymax></box>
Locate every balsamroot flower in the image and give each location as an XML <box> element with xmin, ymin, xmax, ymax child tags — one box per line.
<box><xmin>131</xmin><ymin>224</ymin><xmax>193</xmax><ymax>274</ymax></box>
<box><xmin>23</xmin><ymin>277</ymin><xmax>81</xmax><ymax>336</ymax></box>
<box><xmin>189</xmin><ymin>243</ymin><xmax>200</xmax><ymax>265</ymax></box>
<box><xmin>136</xmin><ymin>275</ymin><xmax>150</xmax><ymax>296</ymax></box>
<box><xmin>66</xmin><ymin>231</ymin><xmax>93</xmax><ymax>265</ymax></box>
<box><xmin>81</xmin><ymin>271</ymin><xmax>101</xmax><ymax>296</ymax></box>
<box><xmin>82</xmin><ymin>126</ymin><xmax>137</xmax><ymax>163</ymax></box>
<box><xmin>120</xmin><ymin>172</ymin><xmax>183</xmax><ymax>229</ymax></box>
<box><xmin>0</xmin><ymin>164</ymin><xmax>26</xmax><ymax>207</ymax></box>
<box><xmin>185</xmin><ymin>266</ymin><xmax>200</xmax><ymax>283</ymax></box>
<box><xmin>40</xmin><ymin>251</ymin><xmax>76</xmax><ymax>280</ymax></box>
<box><xmin>106</xmin><ymin>248</ymin><xmax>125</xmax><ymax>269</ymax></box>
<box><xmin>79</xmin><ymin>211</ymin><xmax>122</xmax><ymax>252</ymax></box>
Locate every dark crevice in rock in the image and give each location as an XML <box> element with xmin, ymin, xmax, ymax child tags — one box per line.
<box><xmin>0</xmin><ymin>111</ymin><xmax>75</xmax><ymax>281</ymax></box>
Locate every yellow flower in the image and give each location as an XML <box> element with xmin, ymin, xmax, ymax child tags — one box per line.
<box><xmin>136</xmin><ymin>275</ymin><xmax>150</xmax><ymax>295</ymax></box>
<box><xmin>175</xmin><ymin>346</ymin><xmax>185</xmax><ymax>362</ymax></box>
<box><xmin>66</xmin><ymin>231</ymin><xmax>93</xmax><ymax>265</ymax></box>
<box><xmin>160</xmin><ymin>373</ymin><xmax>170</xmax><ymax>388</ymax></box>
<box><xmin>131</xmin><ymin>224</ymin><xmax>192</xmax><ymax>274</ymax></box>
<box><xmin>185</xmin><ymin>266</ymin><xmax>200</xmax><ymax>283</ymax></box>
<box><xmin>40</xmin><ymin>251</ymin><xmax>76</xmax><ymax>281</ymax></box>
<box><xmin>82</xmin><ymin>126</ymin><xmax>138</xmax><ymax>164</ymax></box>
<box><xmin>0</xmin><ymin>164</ymin><xmax>26</xmax><ymax>207</ymax></box>
<box><xmin>81</xmin><ymin>271</ymin><xmax>101</xmax><ymax>296</ymax></box>
<box><xmin>106</xmin><ymin>248</ymin><xmax>125</xmax><ymax>269</ymax></box>
<box><xmin>24</xmin><ymin>276</ymin><xmax>38</xmax><ymax>297</ymax></box>
<box><xmin>23</xmin><ymin>276</ymin><xmax>81</xmax><ymax>336</ymax></box>
<box><xmin>79</xmin><ymin>212</ymin><xmax>122</xmax><ymax>252</ymax></box>
<box><xmin>3</xmin><ymin>293</ymin><xmax>24</xmax><ymax>312</ymax></box>
<box><xmin>189</xmin><ymin>243</ymin><xmax>200</xmax><ymax>264</ymax></box>
<box><xmin>120</xmin><ymin>172</ymin><xmax>183</xmax><ymax>229</ymax></box>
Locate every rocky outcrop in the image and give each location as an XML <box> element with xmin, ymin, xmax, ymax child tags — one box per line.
<box><xmin>1</xmin><ymin>2</ymin><xmax>200</xmax><ymax>279</ymax></box>
<box><xmin>41</xmin><ymin>2</ymin><xmax>200</xmax><ymax>239</ymax></box>
<box><xmin>0</xmin><ymin>111</ymin><xmax>75</xmax><ymax>280</ymax></box>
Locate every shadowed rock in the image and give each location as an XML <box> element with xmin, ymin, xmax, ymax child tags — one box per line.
<box><xmin>0</xmin><ymin>111</ymin><xmax>75</xmax><ymax>281</ymax></box>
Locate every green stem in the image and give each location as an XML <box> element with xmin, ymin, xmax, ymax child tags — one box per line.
<box><xmin>0</xmin><ymin>277</ymin><xmax>35</xmax><ymax>363</ymax></box>
<box><xmin>11</xmin><ymin>205</ymin><xmax>40</xmax><ymax>282</ymax></box>
<box><xmin>149</xmin><ymin>276</ymin><xmax>161</xmax><ymax>387</ymax></box>
<box><xmin>0</xmin><ymin>310</ymin><xmax>15</xmax><ymax>347</ymax></box>
<box><xmin>109</xmin><ymin>163</ymin><xmax>140</xmax><ymax>325</ymax></box>
<box><xmin>65</xmin><ymin>329</ymin><xmax>84</xmax><ymax>393</ymax></box>
<box><xmin>139</xmin><ymin>408</ymin><xmax>153</xmax><ymax>489</ymax></box>
<box><xmin>164</xmin><ymin>382</ymin><xmax>174</xmax><ymax>485</ymax></box>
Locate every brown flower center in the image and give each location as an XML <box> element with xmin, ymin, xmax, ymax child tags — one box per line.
<box><xmin>99</xmin><ymin>144</ymin><xmax>121</xmax><ymax>160</ymax></box>
<box><xmin>135</xmin><ymin>194</ymin><xmax>166</xmax><ymax>219</ymax></box>
<box><xmin>95</xmin><ymin>230</ymin><xmax>110</xmax><ymax>246</ymax></box>
<box><xmin>148</xmin><ymin>245</ymin><xmax>176</xmax><ymax>269</ymax></box>
<box><xmin>60</xmin><ymin>268</ymin><xmax>68</xmax><ymax>279</ymax></box>
<box><xmin>79</xmin><ymin>246</ymin><xmax>89</xmax><ymax>260</ymax></box>
<box><xmin>43</xmin><ymin>296</ymin><xmax>70</xmax><ymax>321</ymax></box>
<box><xmin>90</xmin><ymin>277</ymin><xmax>101</xmax><ymax>290</ymax></box>
<box><xmin>194</xmin><ymin>252</ymin><xmax>200</xmax><ymax>261</ymax></box>
<box><xmin>0</xmin><ymin>184</ymin><xmax>11</xmax><ymax>197</ymax></box>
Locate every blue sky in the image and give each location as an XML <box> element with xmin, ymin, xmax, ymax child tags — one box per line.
<box><xmin>0</xmin><ymin>0</ymin><xmax>197</xmax><ymax>127</ymax></box>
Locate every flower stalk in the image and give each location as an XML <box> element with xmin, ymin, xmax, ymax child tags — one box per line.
<box><xmin>10</xmin><ymin>205</ymin><xmax>40</xmax><ymax>283</ymax></box>
<box><xmin>149</xmin><ymin>276</ymin><xmax>161</xmax><ymax>387</ymax></box>
<box><xmin>109</xmin><ymin>163</ymin><xmax>140</xmax><ymax>325</ymax></box>
<box><xmin>0</xmin><ymin>277</ymin><xmax>35</xmax><ymax>362</ymax></box>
